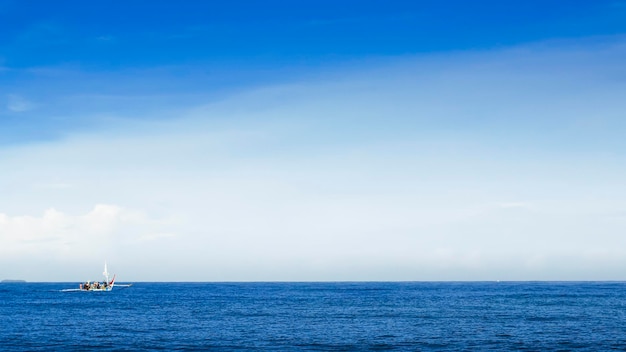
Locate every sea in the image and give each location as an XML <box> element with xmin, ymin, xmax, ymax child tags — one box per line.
<box><xmin>1</xmin><ymin>282</ymin><xmax>626</xmax><ymax>351</ymax></box>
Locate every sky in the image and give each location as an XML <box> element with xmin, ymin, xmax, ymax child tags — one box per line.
<box><xmin>1</xmin><ymin>1</ymin><xmax>626</xmax><ymax>282</ymax></box>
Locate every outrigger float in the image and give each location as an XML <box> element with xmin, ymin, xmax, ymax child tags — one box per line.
<box><xmin>61</xmin><ymin>262</ymin><xmax>131</xmax><ymax>292</ymax></box>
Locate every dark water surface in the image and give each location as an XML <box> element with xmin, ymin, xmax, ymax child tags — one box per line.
<box><xmin>1</xmin><ymin>282</ymin><xmax>626</xmax><ymax>350</ymax></box>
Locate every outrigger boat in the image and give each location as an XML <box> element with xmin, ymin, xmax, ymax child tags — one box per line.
<box><xmin>61</xmin><ymin>262</ymin><xmax>131</xmax><ymax>292</ymax></box>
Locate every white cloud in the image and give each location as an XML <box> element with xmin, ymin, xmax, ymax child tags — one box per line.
<box><xmin>6</xmin><ymin>94</ymin><xmax>35</xmax><ymax>112</ymax></box>
<box><xmin>0</xmin><ymin>204</ymin><xmax>173</xmax><ymax>263</ymax></box>
<box><xmin>33</xmin><ymin>182</ymin><xmax>73</xmax><ymax>189</ymax></box>
<box><xmin>497</xmin><ymin>202</ymin><xmax>531</xmax><ymax>209</ymax></box>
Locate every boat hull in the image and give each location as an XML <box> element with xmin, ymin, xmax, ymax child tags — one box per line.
<box><xmin>79</xmin><ymin>287</ymin><xmax>112</xmax><ymax>292</ymax></box>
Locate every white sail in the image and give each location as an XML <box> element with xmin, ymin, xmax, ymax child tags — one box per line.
<box><xmin>103</xmin><ymin>262</ymin><xmax>110</xmax><ymax>283</ymax></box>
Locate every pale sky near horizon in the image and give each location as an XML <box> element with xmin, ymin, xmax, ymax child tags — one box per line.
<box><xmin>2</xmin><ymin>1</ymin><xmax>626</xmax><ymax>281</ymax></box>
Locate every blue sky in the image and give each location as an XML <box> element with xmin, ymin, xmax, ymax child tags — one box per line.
<box><xmin>1</xmin><ymin>1</ymin><xmax>626</xmax><ymax>281</ymax></box>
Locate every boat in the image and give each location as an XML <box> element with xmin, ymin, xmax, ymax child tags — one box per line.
<box><xmin>61</xmin><ymin>262</ymin><xmax>131</xmax><ymax>292</ymax></box>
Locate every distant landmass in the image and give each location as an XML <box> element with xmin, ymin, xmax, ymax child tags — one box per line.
<box><xmin>1</xmin><ymin>279</ymin><xmax>27</xmax><ymax>283</ymax></box>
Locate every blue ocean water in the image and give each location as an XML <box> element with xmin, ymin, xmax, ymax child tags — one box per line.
<box><xmin>1</xmin><ymin>282</ymin><xmax>626</xmax><ymax>351</ymax></box>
